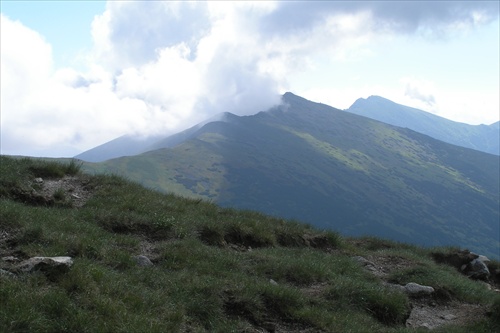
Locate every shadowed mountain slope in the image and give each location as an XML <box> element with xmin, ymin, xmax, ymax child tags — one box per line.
<box><xmin>83</xmin><ymin>93</ymin><xmax>500</xmax><ymax>258</ymax></box>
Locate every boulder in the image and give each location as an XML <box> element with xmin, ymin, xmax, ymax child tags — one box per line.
<box><xmin>465</xmin><ymin>258</ymin><xmax>490</xmax><ymax>280</ymax></box>
<box><xmin>134</xmin><ymin>255</ymin><xmax>153</xmax><ymax>267</ymax></box>
<box><xmin>404</xmin><ymin>282</ymin><xmax>434</xmax><ymax>295</ymax></box>
<box><xmin>431</xmin><ymin>249</ymin><xmax>477</xmax><ymax>270</ymax></box>
<box><xmin>16</xmin><ymin>256</ymin><xmax>73</xmax><ymax>279</ymax></box>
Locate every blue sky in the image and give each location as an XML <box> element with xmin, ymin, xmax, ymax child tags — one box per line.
<box><xmin>1</xmin><ymin>1</ymin><xmax>499</xmax><ymax>157</ymax></box>
<box><xmin>1</xmin><ymin>1</ymin><xmax>105</xmax><ymax>68</ymax></box>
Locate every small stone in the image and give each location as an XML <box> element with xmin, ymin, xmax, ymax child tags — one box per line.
<box><xmin>352</xmin><ymin>256</ymin><xmax>379</xmax><ymax>272</ymax></box>
<box><xmin>404</xmin><ymin>282</ymin><xmax>434</xmax><ymax>295</ymax></box>
<box><xmin>2</xmin><ymin>256</ymin><xmax>19</xmax><ymax>262</ymax></box>
<box><xmin>34</xmin><ymin>178</ymin><xmax>43</xmax><ymax>184</ymax></box>
<box><xmin>269</xmin><ymin>279</ymin><xmax>278</xmax><ymax>285</ymax></box>
<box><xmin>134</xmin><ymin>255</ymin><xmax>153</xmax><ymax>267</ymax></box>
<box><xmin>386</xmin><ymin>283</ymin><xmax>406</xmax><ymax>293</ymax></box>
<box><xmin>0</xmin><ymin>268</ymin><xmax>17</xmax><ymax>278</ymax></box>
<box><xmin>440</xmin><ymin>314</ymin><xmax>456</xmax><ymax>320</ymax></box>
<box><xmin>352</xmin><ymin>256</ymin><xmax>376</xmax><ymax>267</ymax></box>
<box><xmin>479</xmin><ymin>281</ymin><xmax>492</xmax><ymax>290</ymax></box>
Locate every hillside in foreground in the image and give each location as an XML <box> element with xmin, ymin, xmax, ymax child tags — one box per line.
<box><xmin>1</xmin><ymin>157</ymin><xmax>499</xmax><ymax>332</ymax></box>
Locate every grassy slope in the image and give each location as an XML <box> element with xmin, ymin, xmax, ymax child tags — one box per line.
<box><xmin>1</xmin><ymin>157</ymin><xmax>499</xmax><ymax>332</ymax></box>
<box><xmin>82</xmin><ymin>94</ymin><xmax>500</xmax><ymax>259</ymax></box>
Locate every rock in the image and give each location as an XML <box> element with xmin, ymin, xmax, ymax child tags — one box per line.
<box><xmin>431</xmin><ymin>250</ymin><xmax>477</xmax><ymax>270</ymax></box>
<box><xmin>269</xmin><ymin>279</ymin><xmax>278</xmax><ymax>286</ymax></box>
<box><xmin>353</xmin><ymin>256</ymin><xmax>375</xmax><ymax>266</ymax></box>
<box><xmin>440</xmin><ymin>314</ymin><xmax>456</xmax><ymax>320</ymax></box>
<box><xmin>479</xmin><ymin>281</ymin><xmax>492</xmax><ymax>290</ymax></box>
<box><xmin>0</xmin><ymin>268</ymin><xmax>17</xmax><ymax>278</ymax></box>
<box><xmin>352</xmin><ymin>256</ymin><xmax>377</xmax><ymax>269</ymax></box>
<box><xmin>2</xmin><ymin>256</ymin><xmax>20</xmax><ymax>262</ymax></box>
<box><xmin>16</xmin><ymin>256</ymin><xmax>73</xmax><ymax>279</ymax></box>
<box><xmin>404</xmin><ymin>282</ymin><xmax>434</xmax><ymax>295</ymax></box>
<box><xmin>134</xmin><ymin>255</ymin><xmax>153</xmax><ymax>267</ymax></box>
<box><xmin>420</xmin><ymin>323</ymin><xmax>432</xmax><ymax>330</ymax></box>
<box><xmin>466</xmin><ymin>258</ymin><xmax>490</xmax><ymax>280</ymax></box>
<box><xmin>34</xmin><ymin>178</ymin><xmax>44</xmax><ymax>184</ymax></box>
<box><xmin>475</xmin><ymin>255</ymin><xmax>490</xmax><ymax>264</ymax></box>
<box><xmin>385</xmin><ymin>283</ymin><xmax>406</xmax><ymax>293</ymax></box>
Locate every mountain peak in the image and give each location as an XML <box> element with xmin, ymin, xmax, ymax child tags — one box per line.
<box><xmin>347</xmin><ymin>96</ymin><xmax>499</xmax><ymax>155</ymax></box>
<box><xmin>351</xmin><ymin>95</ymin><xmax>396</xmax><ymax>109</ymax></box>
<box><xmin>282</xmin><ymin>91</ymin><xmax>306</xmax><ymax>102</ymax></box>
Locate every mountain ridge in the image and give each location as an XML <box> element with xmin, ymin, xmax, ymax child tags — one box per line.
<box><xmin>76</xmin><ymin>92</ymin><xmax>499</xmax><ymax>162</ymax></box>
<box><xmin>82</xmin><ymin>92</ymin><xmax>500</xmax><ymax>259</ymax></box>
<box><xmin>346</xmin><ymin>95</ymin><xmax>499</xmax><ymax>155</ymax></box>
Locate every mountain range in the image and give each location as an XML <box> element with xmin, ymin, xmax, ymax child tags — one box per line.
<box><xmin>346</xmin><ymin>96</ymin><xmax>499</xmax><ymax>155</ymax></box>
<box><xmin>76</xmin><ymin>95</ymin><xmax>499</xmax><ymax>162</ymax></box>
<box><xmin>80</xmin><ymin>93</ymin><xmax>500</xmax><ymax>258</ymax></box>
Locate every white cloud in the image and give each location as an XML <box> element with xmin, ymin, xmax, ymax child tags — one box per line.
<box><xmin>402</xmin><ymin>77</ymin><xmax>437</xmax><ymax>108</ymax></box>
<box><xmin>1</xmin><ymin>2</ymin><xmax>499</xmax><ymax>157</ymax></box>
<box><xmin>0</xmin><ymin>14</ymin><xmax>160</xmax><ymax>156</ymax></box>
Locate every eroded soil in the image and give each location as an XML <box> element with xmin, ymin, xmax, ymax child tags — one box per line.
<box><xmin>34</xmin><ymin>176</ymin><xmax>93</xmax><ymax>208</ymax></box>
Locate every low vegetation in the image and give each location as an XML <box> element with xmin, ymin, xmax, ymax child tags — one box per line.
<box><xmin>1</xmin><ymin>156</ymin><xmax>499</xmax><ymax>332</ymax></box>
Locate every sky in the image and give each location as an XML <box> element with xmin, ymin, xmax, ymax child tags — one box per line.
<box><xmin>1</xmin><ymin>1</ymin><xmax>499</xmax><ymax>157</ymax></box>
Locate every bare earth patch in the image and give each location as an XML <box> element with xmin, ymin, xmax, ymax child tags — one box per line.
<box><xmin>35</xmin><ymin>176</ymin><xmax>93</xmax><ymax>208</ymax></box>
<box><xmin>406</xmin><ymin>300</ymin><xmax>486</xmax><ymax>330</ymax></box>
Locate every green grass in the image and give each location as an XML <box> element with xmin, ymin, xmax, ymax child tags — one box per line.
<box><xmin>1</xmin><ymin>156</ymin><xmax>499</xmax><ymax>332</ymax></box>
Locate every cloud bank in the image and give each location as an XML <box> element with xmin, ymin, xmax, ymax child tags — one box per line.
<box><xmin>1</xmin><ymin>1</ymin><xmax>498</xmax><ymax>156</ymax></box>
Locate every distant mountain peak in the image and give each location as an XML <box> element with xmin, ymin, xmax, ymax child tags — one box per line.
<box><xmin>351</xmin><ymin>95</ymin><xmax>400</xmax><ymax>109</ymax></box>
<box><xmin>346</xmin><ymin>95</ymin><xmax>499</xmax><ymax>155</ymax></box>
<box><xmin>282</xmin><ymin>91</ymin><xmax>298</xmax><ymax>98</ymax></box>
<box><xmin>282</xmin><ymin>91</ymin><xmax>306</xmax><ymax>103</ymax></box>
